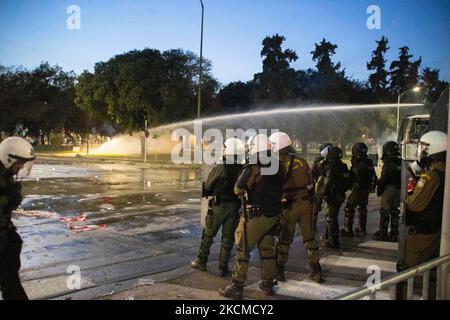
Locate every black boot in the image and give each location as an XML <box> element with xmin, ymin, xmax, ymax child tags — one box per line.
<box><xmin>372</xmin><ymin>230</ymin><xmax>388</xmax><ymax>241</ymax></box>
<box><xmin>259</xmin><ymin>280</ymin><xmax>276</xmax><ymax>296</ymax></box>
<box><xmin>323</xmin><ymin>238</ymin><xmax>340</xmax><ymax>249</ymax></box>
<box><xmin>354</xmin><ymin>209</ymin><xmax>367</xmax><ymax>236</ymax></box>
<box><xmin>340</xmin><ymin>228</ymin><xmax>353</xmax><ymax>237</ymax></box>
<box><xmin>373</xmin><ymin>208</ymin><xmax>389</xmax><ymax>241</ymax></box>
<box><xmin>389</xmin><ymin>209</ymin><xmax>400</xmax><ymax>243</ymax></box>
<box><xmin>388</xmin><ymin>230</ymin><xmax>398</xmax><ymax>242</ymax></box>
<box><xmin>219</xmin><ymin>282</ymin><xmax>243</xmax><ymax>299</ymax></box>
<box><xmin>275</xmin><ymin>264</ymin><xmax>286</xmax><ymax>282</ymax></box>
<box><xmin>190</xmin><ymin>257</ymin><xmax>206</xmax><ymax>271</ymax></box>
<box><xmin>308</xmin><ymin>261</ymin><xmax>322</xmax><ymax>283</ymax></box>
<box><xmin>219</xmin><ymin>263</ymin><xmax>229</xmax><ymax>277</ymax></box>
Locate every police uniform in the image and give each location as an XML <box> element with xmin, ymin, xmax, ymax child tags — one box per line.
<box><xmin>195</xmin><ymin>162</ymin><xmax>242</xmax><ymax>271</ymax></box>
<box><xmin>375</xmin><ymin>155</ymin><xmax>401</xmax><ymax>241</ymax></box>
<box><xmin>230</xmin><ymin>162</ymin><xmax>283</xmax><ymax>293</ymax></box>
<box><xmin>404</xmin><ymin>161</ymin><xmax>445</xmax><ymax>268</ymax></box>
<box><xmin>276</xmin><ymin>153</ymin><xmax>320</xmax><ymax>281</ymax></box>
<box><xmin>321</xmin><ymin>157</ymin><xmax>351</xmax><ymax>248</ymax></box>
<box><xmin>311</xmin><ymin>155</ymin><xmax>325</xmax><ymax>232</ymax></box>
<box><xmin>342</xmin><ymin>156</ymin><xmax>377</xmax><ymax>236</ymax></box>
<box><xmin>0</xmin><ymin>165</ymin><xmax>28</xmax><ymax>300</ymax></box>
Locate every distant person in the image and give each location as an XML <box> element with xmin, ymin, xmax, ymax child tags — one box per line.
<box><xmin>269</xmin><ymin>132</ymin><xmax>321</xmax><ymax>283</ymax></box>
<box><xmin>373</xmin><ymin>141</ymin><xmax>401</xmax><ymax>242</ymax></box>
<box><xmin>219</xmin><ymin>134</ymin><xmax>283</xmax><ymax>299</ymax></box>
<box><xmin>404</xmin><ymin>131</ymin><xmax>447</xmax><ymax>269</ymax></box>
<box><xmin>191</xmin><ymin>138</ymin><xmax>245</xmax><ymax>277</ymax></box>
<box><xmin>341</xmin><ymin>143</ymin><xmax>377</xmax><ymax>237</ymax></box>
<box><xmin>318</xmin><ymin>146</ymin><xmax>351</xmax><ymax>248</ymax></box>
<box><xmin>0</xmin><ymin>137</ymin><xmax>36</xmax><ymax>300</ymax></box>
<box><xmin>311</xmin><ymin>143</ymin><xmax>332</xmax><ymax>232</ymax></box>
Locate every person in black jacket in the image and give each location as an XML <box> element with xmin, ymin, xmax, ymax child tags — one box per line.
<box><xmin>341</xmin><ymin>143</ymin><xmax>377</xmax><ymax>237</ymax></box>
<box><xmin>319</xmin><ymin>146</ymin><xmax>351</xmax><ymax>249</ymax></box>
<box><xmin>373</xmin><ymin>141</ymin><xmax>401</xmax><ymax>242</ymax></box>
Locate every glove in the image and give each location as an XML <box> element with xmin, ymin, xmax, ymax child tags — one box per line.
<box><xmin>9</xmin><ymin>182</ymin><xmax>23</xmax><ymax>209</ymax></box>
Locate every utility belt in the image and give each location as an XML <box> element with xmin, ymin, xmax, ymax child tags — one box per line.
<box><xmin>283</xmin><ymin>186</ymin><xmax>313</xmax><ymax>208</ymax></box>
<box><xmin>352</xmin><ymin>183</ymin><xmax>368</xmax><ymax>190</ymax></box>
<box><xmin>208</xmin><ymin>195</ymin><xmax>240</xmax><ymax>207</ymax></box>
<box><xmin>244</xmin><ymin>204</ymin><xmax>263</xmax><ymax>219</ymax></box>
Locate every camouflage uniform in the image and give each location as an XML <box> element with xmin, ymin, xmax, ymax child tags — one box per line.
<box><xmin>0</xmin><ymin>164</ymin><xmax>28</xmax><ymax>300</ymax></box>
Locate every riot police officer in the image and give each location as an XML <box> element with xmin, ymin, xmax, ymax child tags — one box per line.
<box><xmin>311</xmin><ymin>143</ymin><xmax>332</xmax><ymax>232</ymax></box>
<box><xmin>319</xmin><ymin>146</ymin><xmax>351</xmax><ymax>249</ymax></box>
<box><xmin>0</xmin><ymin>137</ymin><xmax>36</xmax><ymax>300</ymax></box>
<box><xmin>373</xmin><ymin>141</ymin><xmax>401</xmax><ymax>242</ymax></box>
<box><xmin>404</xmin><ymin>131</ymin><xmax>447</xmax><ymax>268</ymax></box>
<box><xmin>269</xmin><ymin>132</ymin><xmax>321</xmax><ymax>283</ymax></box>
<box><xmin>219</xmin><ymin>134</ymin><xmax>283</xmax><ymax>299</ymax></box>
<box><xmin>341</xmin><ymin>143</ymin><xmax>377</xmax><ymax>237</ymax></box>
<box><xmin>191</xmin><ymin>138</ymin><xmax>245</xmax><ymax>277</ymax></box>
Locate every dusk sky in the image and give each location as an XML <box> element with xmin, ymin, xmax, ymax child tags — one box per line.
<box><xmin>1</xmin><ymin>0</ymin><xmax>449</xmax><ymax>85</ymax></box>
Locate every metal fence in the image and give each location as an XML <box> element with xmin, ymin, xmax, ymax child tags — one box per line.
<box><xmin>335</xmin><ymin>254</ymin><xmax>450</xmax><ymax>300</ymax></box>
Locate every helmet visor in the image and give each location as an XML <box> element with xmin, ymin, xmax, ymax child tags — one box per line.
<box><xmin>17</xmin><ymin>160</ymin><xmax>34</xmax><ymax>179</ymax></box>
<box><xmin>417</xmin><ymin>142</ymin><xmax>429</xmax><ymax>162</ymax></box>
<box><xmin>320</xmin><ymin>146</ymin><xmax>330</xmax><ymax>158</ymax></box>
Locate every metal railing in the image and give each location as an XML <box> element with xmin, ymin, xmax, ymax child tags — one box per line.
<box><xmin>335</xmin><ymin>254</ymin><xmax>450</xmax><ymax>300</ymax></box>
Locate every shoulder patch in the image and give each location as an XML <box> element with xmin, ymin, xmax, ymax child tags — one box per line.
<box><xmin>416</xmin><ymin>174</ymin><xmax>430</xmax><ymax>189</ymax></box>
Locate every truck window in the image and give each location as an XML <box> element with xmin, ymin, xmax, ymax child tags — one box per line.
<box><xmin>410</xmin><ymin>119</ymin><xmax>429</xmax><ymax>141</ymax></box>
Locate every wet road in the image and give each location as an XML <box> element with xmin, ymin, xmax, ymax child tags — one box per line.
<box><xmin>4</xmin><ymin>158</ymin><xmax>392</xmax><ymax>300</ymax></box>
<box><xmin>11</xmin><ymin>160</ymin><xmax>207</xmax><ymax>300</ymax></box>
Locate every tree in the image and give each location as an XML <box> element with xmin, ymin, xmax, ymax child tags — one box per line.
<box><xmin>367</xmin><ymin>36</ymin><xmax>390</xmax><ymax>101</ymax></box>
<box><xmin>311</xmin><ymin>38</ymin><xmax>342</xmax><ymax>76</ymax></box>
<box><xmin>389</xmin><ymin>46</ymin><xmax>421</xmax><ymax>95</ymax></box>
<box><xmin>216</xmin><ymin>81</ymin><xmax>255</xmax><ymax>113</ymax></box>
<box><xmin>75</xmin><ymin>48</ymin><xmax>219</xmax><ymax>132</ymax></box>
<box><xmin>253</xmin><ymin>34</ymin><xmax>299</xmax><ymax>106</ymax></box>
<box><xmin>420</xmin><ymin>67</ymin><xmax>447</xmax><ymax>103</ymax></box>
<box><xmin>308</xmin><ymin>38</ymin><xmax>349</xmax><ymax>103</ymax></box>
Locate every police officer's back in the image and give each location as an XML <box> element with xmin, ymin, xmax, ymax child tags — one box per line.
<box><xmin>373</xmin><ymin>141</ymin><xmax>401</xmax><ymax>241</ymax></box>
<box><xmin>320</xmin><ymin>146</ymin><xmax>351</xmax><ymax>248</ymax></box>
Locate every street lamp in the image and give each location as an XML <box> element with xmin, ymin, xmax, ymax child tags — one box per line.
<box><xmin>197</xmin><ymin>0</ymin><xmax>204</xmax><ymax>119</ymax></box>
<box><xmin>396</xmin><ymin>86</ymin><xmax>421</xmax><ymax>136</ymax></box>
